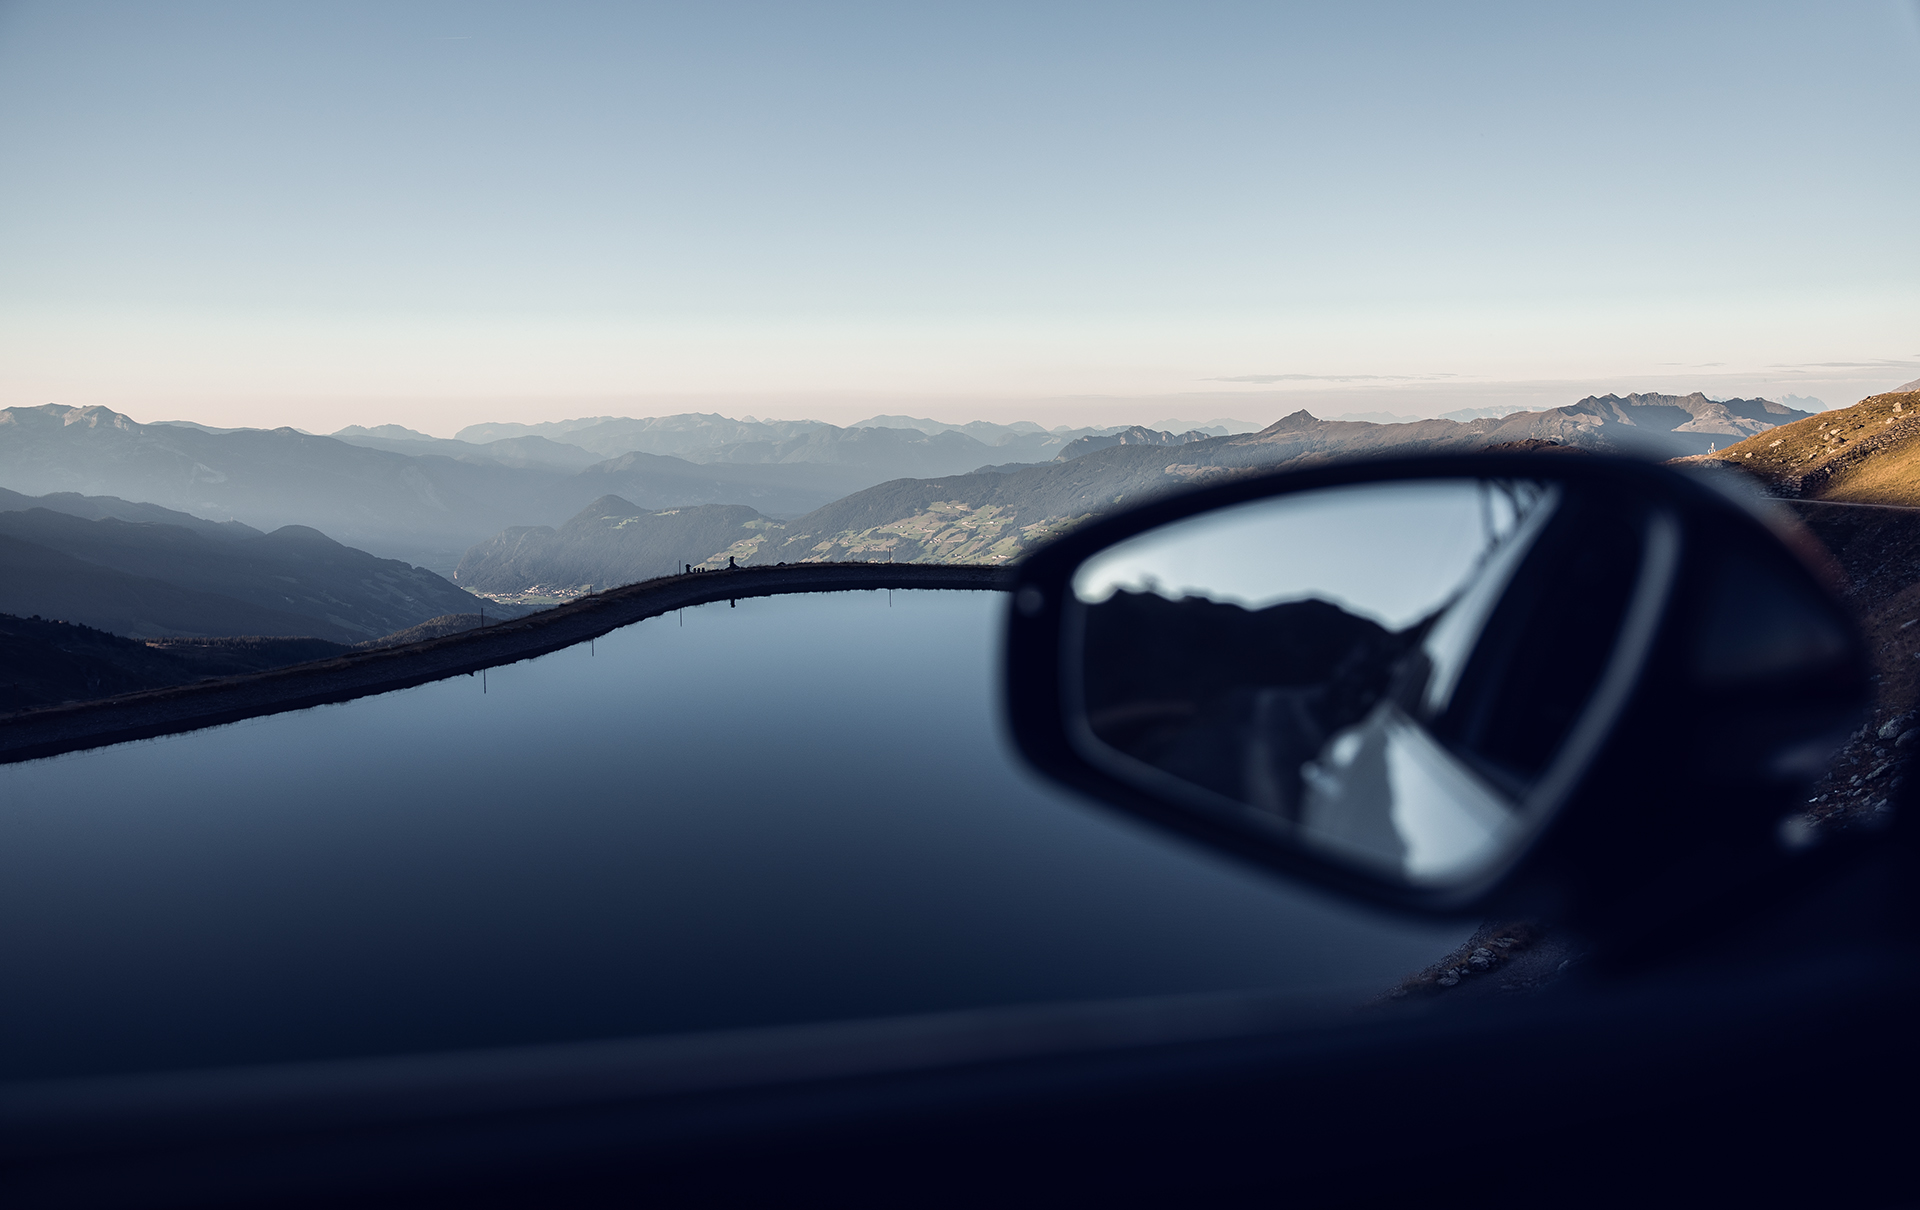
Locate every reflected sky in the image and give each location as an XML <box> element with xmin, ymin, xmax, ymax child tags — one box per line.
<box><xmin>0</xmin><ymin>591</ymin><xmax>1465</xmax><ymax>1082</ymax></box>
<box><xmin>1073</xmin><ymin>481</ymin><xmax>1521</xmax><ymax>630</ymax></box>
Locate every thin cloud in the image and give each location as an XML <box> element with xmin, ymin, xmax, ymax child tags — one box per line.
<box><xmin>1206</xmin><ymin>373</ymin><xmax>1458</xmax><ymax>384</ymax></box>
<box><xmin>1765</xmin><ymin>359</ymin><xmax>1920</xmax><ymax>370</ymax></box>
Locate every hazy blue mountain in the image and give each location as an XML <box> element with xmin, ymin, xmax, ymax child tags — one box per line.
<box><xmin>147</xmin><ymin>420</ymin><xmax>269</xmax><ymax>435</ymax></box>
<box><xmin>1438</xmin><ymin>405</ymin><xmax>1532</xmax><ymax>422</ymax></box>
<box><xmin>695</xmin><ymin>425</ymin><xmax>1027</xmax><ymax>478</ymax></box>
<box><xmin>1053</xmin><ymin>425</ymin><xmax>1213</xmax><ymax>461</ymax></box>
<box><xmin>1327</xmin><ymin>411</ymin><xmax>1423</xmax><ymax>424</ymax></box>
<box><xmin>845</xmin><ymin>415</ymin><xmax>1127</xmax><ymax>457</ymax></box>
<box><xmin>452</xmin><ymin>394</ymin><xmax>1820</xmax><ymax>592</ymax></box>
<box><xmin>0</xmin><ymin>406</ymin><xmax>859</xmax><ymax>572</ymax></box>
<box><xmin>0</xmin><ymin>508</ymin><xmax>499</xmax><ymax>642</ymax></box>
<box><xmin>446</xmin><ymin>415</ymin><xmax>628</xmax><ymax>442</ymax></box>
<box><xmin>457</xmin><ymin>413</ymin><xmax>832</xmax><ymax>458</ymax></box>
<box><xmin>455</xmin><ymin>497</ymin><xmax>776</xmax><ymax>593</ymax></box>
<box><xmin>1</xmin><ymin>405</ymin><xmax>1117</xmax><ymax>574</ymax></box>
<box><xmin>564</xmin><ymin>451</ymin><xmax>872</xmax><ymax>515</ymax></box>
<box><xmin>460</xmin><ymin>411</ymin><xmax>1107</xmax><ymax>468</ymax></box>
<box><xmin>847</xmin><ymin>415</ymin><xmax>1052</xmax><ymax>439</ymax></box>
<box><xmin>1145</xmin><ymin>418</ymin><xmax>1265</xmax><ymax>435</ymax></box>
<box><xmin>331</xmin><ymin>423</ymin><xmax>438</xmax><ymax>441</ymax></box>
<box><xmin>846</xmin><ymin>414</ymin><xmax>1257</xmax><ymax>441</ymax></box>
<box><xmin>7</xmin><ymin>405</ymin><xmax>1239</xmax><ymax>576</ymax></box>
<box><xmin>0</xmin><ymin>534</ymin><xmax>330</xmax><ymax>640</ymax></box>
<box><xmin>16</xmin><ymin>393</ymin><xmax>1815</xmax><ymax>602</ymax></box>
<box><xmin>0</xmin><ymin>485</ymin><xmax>264</xmax><ymax>539</ymax></box>
<box><xmin>330</xmin><ymin>426</ymin><xmax>605</xmax><ymax>470</ymax></box>
<box><xmin>0</xmin><ymin>405</ymin><xmax>573</xmax><ymax>569</ymax></box>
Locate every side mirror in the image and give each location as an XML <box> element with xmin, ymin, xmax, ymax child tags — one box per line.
<box><xmin>1004</xmin><ymin>454</ymin><xmax>1870</xmax><ymax>923</ymax></box>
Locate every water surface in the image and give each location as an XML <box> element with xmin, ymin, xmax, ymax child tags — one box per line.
<box><xmin>0</xmin><ymin>590</ymin><xmax>1466</xmax><ymax>1080</ymax></box>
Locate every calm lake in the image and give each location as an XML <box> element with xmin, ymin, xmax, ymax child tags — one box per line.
<box><xmin>0</xmin><ymin>589</ymin><xmax>1466</xmax><ymax>1080</ymax></box>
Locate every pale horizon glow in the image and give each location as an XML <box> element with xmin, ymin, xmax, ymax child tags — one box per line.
<box><xmin>1</xmin><ymin>2</ymin><xmax>1915</xmax><ymax>437</ymax></box>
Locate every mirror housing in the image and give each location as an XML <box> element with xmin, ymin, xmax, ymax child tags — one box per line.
<box><xmin>1004</xmin><ymin>454</ymin><xmax>1871</xmax><ymax>926</ymax></box>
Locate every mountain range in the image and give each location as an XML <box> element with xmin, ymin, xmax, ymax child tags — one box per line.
<box><xmin>0</xmin><ymin>405</ymin><xmax>1182</xmax><ymax>572</ymax></box>
<box><xmin>451</xmin><ymin>392</ymin><xmax>1818</xmax><ymax>594</ymax></box>
<box><xmin>447</xmin><ymin>412</ymin><xmax>1207</xmax><ymax>461</ymax></box>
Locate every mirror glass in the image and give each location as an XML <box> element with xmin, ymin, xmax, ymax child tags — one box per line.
<box><xmin>1068</xmin><ymin>478</ymin><xmax>1645</xmax><ymax>887</ymax></box>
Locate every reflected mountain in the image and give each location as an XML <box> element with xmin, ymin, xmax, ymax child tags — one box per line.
<box><xmin>1081</xmin><ymin>589</ymin><xmax>1431</xmax><ymax>818</ymax></box>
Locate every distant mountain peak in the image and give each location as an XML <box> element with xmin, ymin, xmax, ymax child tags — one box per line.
<box><xmin>0</xmin><ymin>403</ymin><xmax>142</xmax><ymax>433</ymax></box>
<box><xmin>583</xmin><ymin>494</ymin><xmax>644</xmax><ymax>516</ymax></box>
<box><xmin>1051</xmin><ymin>424</ymin><xmax>1213</xmax><ymax>462</ymax></box>
<box><xmin>1259</xmin><ymin>410</ymin><xmax>1324</xmax><ymax>433</ymax></box>
<box><xmin>333</xmin><ymin>424</ymin><xmax>438</xmax><ymax>441</ymax></box>
<box><xmin>262</xmin><ymin>524</ymin><xmax>338</xmax><ymax>545</ymax></box>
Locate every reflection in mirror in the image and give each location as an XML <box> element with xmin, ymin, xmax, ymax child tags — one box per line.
<box><xmin>1068</xmin><ymin>479</ymin><xmax>1645</xmax><ymax>888</ymax></box>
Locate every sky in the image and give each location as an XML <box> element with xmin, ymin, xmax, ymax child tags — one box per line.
<box><xmin>1074</xmin><ymin>482</ymin><xmax>1501</xmax><ymax>629</ymax></box>
<box><xmin>1</xmin><ymin>1</ymin><xmax>1916</xmax><ymax>436</ymax></box>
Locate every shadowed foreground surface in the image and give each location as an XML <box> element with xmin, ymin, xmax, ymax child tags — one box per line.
<box><xmin>0</xmin><ymin>590</ymin><xmax>1464</xmax><ymax>1083</ymax></box>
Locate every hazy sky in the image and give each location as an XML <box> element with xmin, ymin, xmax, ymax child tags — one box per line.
<box><xmin>1</xmin><ymin>2</ymin><xmax>1916</xmax><ymax>435</ymax></box>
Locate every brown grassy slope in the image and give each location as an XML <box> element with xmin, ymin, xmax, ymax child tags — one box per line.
<box><xmin>1688</xmin><ymin>391</ymin><xmax>1920</xmax><ymax>504</ymax></box>
<box><xmin>1677</xmin><ymin>391</ymin><xmax>1920</xmax><ymax>823</ymax></box>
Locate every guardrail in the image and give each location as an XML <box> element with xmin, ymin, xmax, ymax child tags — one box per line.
<box><xmin>0</xmin><ymin>563</ymin><xmax>1014</xmax><ymax>765</ymax></box>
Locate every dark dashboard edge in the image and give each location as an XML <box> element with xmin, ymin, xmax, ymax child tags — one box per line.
<box><xmin>0</xmin><ymin>986</ymin><xmax>1361</xmax><ymax>1149</ymax></box>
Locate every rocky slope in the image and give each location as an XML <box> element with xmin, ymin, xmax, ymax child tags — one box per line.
<box><xmin>1676</xmin><ymin>388</ymin><xmax>1920</xmax><ymax>828</ymax></box>
<box><xmin>1685</xmin><ymin>391</ymin><xmax>1920</xmax><ymax>505</ymax></box>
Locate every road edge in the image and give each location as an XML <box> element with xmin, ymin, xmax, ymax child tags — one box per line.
<box><xmin>0</xmin><ymin>563</ymin><xmax>1012</xmax><ymax>765</ymax></box>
